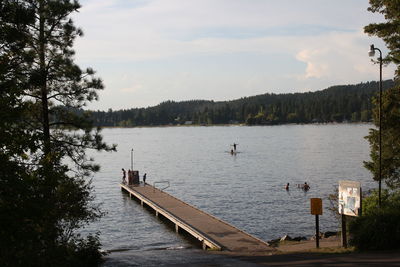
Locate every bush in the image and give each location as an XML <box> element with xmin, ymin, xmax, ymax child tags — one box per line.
<box><xmin>63</xmin><ymin>234</ymin><xmax>105</xmax><ymax>267</ymax></box>
<box><xmin>349</xmin><ymin>190</ymin><xmax>400</xmax><ymax>250</ymax></box>
<box><xmin>362</xmin><ymin>189</ymin><xmax>400</xmax><ymax>215</ymax></box>
<box><xmin>41</xmin><ymin>234</ymin><xmax>104</xmax><ymax>267</ymax></box>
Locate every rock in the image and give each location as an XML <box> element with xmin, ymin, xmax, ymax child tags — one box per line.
<box><xmin>292</xmin><ymin>236</ymin><xmax>307</xmax><ymax>241</ymax></box>
<box><xmin>269</xmin><ymin>238</ymin><xmax>280</xmax><ymax>243</ymax></box>
<box><xmin>310</xmin><ymin>232</ymin><xmax>324</xmax><ymax>240</ymax></box>
<box><xmin>280</xmin><ymin>235</ymin><xmax>293</xmax><ymax>241</ymax></box>
<box><xmin>323</xmin><ymin>231</ymin><xmax>338</xmax><ymax>238</ymax></box>
<box><xmin>267</xmin><ymin>238</ymin><xmax>281</xmax><ymax>247</ymax></box>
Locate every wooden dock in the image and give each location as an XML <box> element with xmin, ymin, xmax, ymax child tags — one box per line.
<box><xmin>120</xmin><ymin>183</ymin><xmax>274</xmax><ymax>252</ymax></box>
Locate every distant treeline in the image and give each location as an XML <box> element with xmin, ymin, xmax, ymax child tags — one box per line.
<box><xmin>88</xmin><ymin>80</ymin><xmax>394</xmax><ymax>127</ymax></box>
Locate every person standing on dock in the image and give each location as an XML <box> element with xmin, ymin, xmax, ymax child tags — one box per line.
<box><xmin>122</xmin><ymin>168</ymin><xmax>126</xmax><ymax>184</ymax></box>
<box><xmin>143</xmin><ymin>173</ymin><xmax>147</xmax><ymax>185</ymax></box>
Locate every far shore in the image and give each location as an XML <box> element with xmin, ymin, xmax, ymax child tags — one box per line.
<box><xmin>97</xmin><ymin>121</ymin><xmax>373</xmax><ymax>129</ymax></box>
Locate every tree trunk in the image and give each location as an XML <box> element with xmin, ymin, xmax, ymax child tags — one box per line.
<box><xmin>39</xmin><ymin>2</ymin><xmax>50</xmax><ymax>157</ymax></box>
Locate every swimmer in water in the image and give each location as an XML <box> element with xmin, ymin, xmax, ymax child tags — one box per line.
<box><xmin>303</xmin><ymin>182</ymin><xmax>310</xmax><ymax>191</ymax></box>
<box><xmin>285</xmin><ymin>183</ymin><xmax>289</xmax><ymax>190</ymax></box>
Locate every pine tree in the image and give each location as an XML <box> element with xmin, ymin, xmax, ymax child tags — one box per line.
<box><xmin>0</xmin><ymin>1</ymin><xmax>115</xmax><ymax>265</ymax></box>
<box><xmin>364</xmin><ymin>0</ymin><xmax>400</xmax><ymax>78</ymax></box>
<box><xmin>364</xmin><ymin>0</ymin><xmax>400</xmax><ymax>190</ymax></box>
<box><xmin>365</xmin><ymin>87</ymin><xmax>400</xmax><ymax>189</ymax></box>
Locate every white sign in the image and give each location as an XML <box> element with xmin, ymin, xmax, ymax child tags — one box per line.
<box><xmin>338</xmin><ymin>180</ymin><xmax>361</xmax><ymax>217</ymax></box>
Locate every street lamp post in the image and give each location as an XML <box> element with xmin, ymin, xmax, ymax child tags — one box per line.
<box><xmin>368</xmin><ymin>44</ymin><xmax>383</xmax><ymax>207</ymax></box>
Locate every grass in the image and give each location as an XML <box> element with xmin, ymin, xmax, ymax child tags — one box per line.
<box><xmin>304</xmin><ymin>246</ymin><xmax>355</xmax><ymax>254</ymax></box>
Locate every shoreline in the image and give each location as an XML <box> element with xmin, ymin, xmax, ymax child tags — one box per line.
<box><xmin>102</xmin><ymin>237</ymin><xmax>400</xmax><ymax>267</ymax></box>
<box><xmin>97</xmin><ymin>121</ymin><xmax>373</xmax><ymax>129</ymax></box>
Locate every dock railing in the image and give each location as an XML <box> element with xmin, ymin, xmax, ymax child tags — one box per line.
<box><xmin>153</xmin><ymin>180</ymin><xmax>170</xmax><ymax>192</ymax></box>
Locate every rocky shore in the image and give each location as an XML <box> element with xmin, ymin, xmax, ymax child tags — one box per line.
<box><xmin>267</xmin><ymin>231</ymin><xmax>339</xmax><ymax>247</ymax></box>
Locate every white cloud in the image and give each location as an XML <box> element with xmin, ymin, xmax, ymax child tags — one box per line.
<box><xmin>74</xmin><ymin>0</ymin><xmax>380</xmax><ymax>62</ymax></box>
<box><xmin>296</xmin><ymin>49</ymin><xmax>329</xmax><ymax>79</ymax></box>
<box><xmin>120</xmin><ymin>83</ymin><xmax>143</xmax><ymax>93</ymax></box>
<box><xmin>293</xmin><ymin>30</ymin><xmax>395</xmax><ymax>83</ymax></box>
<box><xmin>73</xmin><ymin>0</ymin><xmax>395</xmax><ymax>110</ymax></box>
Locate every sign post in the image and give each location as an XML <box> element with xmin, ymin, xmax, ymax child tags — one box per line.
<box><xmin>341</xmin><ymin>214</ymin><xmax>347</xmax><ymax>248</ymax></box>
<box><xmin>310</xmin><ymin>198</ymin><xmax>322</xmax><ymax>248</ymax></box>
<box><xmin>338</xmin><ymin>180</ymin><xmax>362</xmax><ymax>248</ymax></box>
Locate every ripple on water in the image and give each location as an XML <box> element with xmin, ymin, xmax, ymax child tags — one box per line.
<box><xmin>84</xmin><ymin>124</ymin><xmax>373</xmax><ymax>253</ymax></box>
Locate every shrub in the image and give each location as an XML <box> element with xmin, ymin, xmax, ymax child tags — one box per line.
<box><xmin>362</xmin><ymin>189</ymin><xmax>400</xmax><ymax>215</ymax></box>
<box><xmin>46</xmin><ymin>234</ymin><xmax>105</xmax><ymax>267</ymax></box>
<box><xmin>349</xmin><ymin>191</ymin><xmax>400</xmax><ymax>250</ymax></box>
<box><xmin>65</xmin><ymin>234</ymin><xmax>105</xmax><ymax>267</ymax></box>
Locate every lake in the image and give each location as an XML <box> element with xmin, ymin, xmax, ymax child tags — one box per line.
<box><xmin>83</xmin><ymin>124</ymin><xmax>375</xmax><ymax>265</ymax></box>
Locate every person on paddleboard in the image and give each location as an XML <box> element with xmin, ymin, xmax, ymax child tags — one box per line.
<box><xmin>232</xmin><ymin>143</ymin><xmax>238</xmax><ymax>151</ymax></box>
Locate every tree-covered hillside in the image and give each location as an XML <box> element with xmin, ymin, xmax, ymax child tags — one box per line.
<box><xmin>89</xmin><ymin>80</ymin><xmax>394</xmax><ymax>126</ymax></box>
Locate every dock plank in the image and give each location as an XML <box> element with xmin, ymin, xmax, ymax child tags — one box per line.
<box><xmin>120</xmin><ymin>183</ymin><xmax>274</xmax><ymax>253</ymax></box>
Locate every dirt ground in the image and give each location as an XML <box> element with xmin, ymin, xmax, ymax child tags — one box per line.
<box><xmin>210</xmin><ymin>236</ymin><xmax>400</xmax><ymax>266</ymax></box>
<box><xmin>103</xmin><ymin>236</ymin><xmax>400</xmax><ymax>266</ymax></box>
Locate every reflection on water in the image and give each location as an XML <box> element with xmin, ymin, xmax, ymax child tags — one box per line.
<box><xmin>84</xmin><ymin>124</ymin><xmax>373</xmax><ymax>257</ymax></box>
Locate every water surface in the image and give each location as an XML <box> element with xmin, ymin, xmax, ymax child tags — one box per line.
<box><xmin>84</xmin><ymin>124</ymin><xmax>374</xmax><ymax>261</ymax></box>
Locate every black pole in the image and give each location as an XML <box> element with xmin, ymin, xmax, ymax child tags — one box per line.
<box><xmin>360</xmin><ymin>188</ymin><xmax>363</xmax><ymax>216</ymax></box>
<box><xmin>315</xmin><ymin>214</ymin><xmax>320</xmax><ymax>248</ymax></box>
<box><xmin>378</xmin><ymin>48</ymin><xmax>382</xmax><ymax>208</ymax></box>
<box><xmin>341</xmin><ymin>214</ymin><xmax>347</xmax><ymax>248</ymax></box>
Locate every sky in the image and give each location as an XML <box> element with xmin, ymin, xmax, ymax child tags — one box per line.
<box><xmin>73</xmin><ymin>0</ymin><xmax>396</xmax><ymax>111</ymax></box>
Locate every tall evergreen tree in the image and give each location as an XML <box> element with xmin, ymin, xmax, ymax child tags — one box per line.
<box><xmin>350</xmin><ymin>2</ymin><xmax>400</xmax><ymax>248</ymax></box>
<box><xmin>364</xmin><ymin>0</ymin><xmax>400</xmax><ymax>191</ymax></box>
<box><xmin>365</xmin><ymin>87</ymin><xmax>400</xmax><ymax>189</ymax></box>
<box><xmin>364</xmin><ymin>0</ymin><xmax>400</xmax><ymax>78</ymax></box>
<box><xmin>0</xmin><ymin>1</ymin><xmax>115</xmax><ymax>266</ymax></box>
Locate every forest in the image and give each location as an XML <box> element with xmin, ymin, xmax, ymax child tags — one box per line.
<box><xmin>88</xmin><ymin>80</ymin><xmax>394</xmax><ymax>127</ymax></box>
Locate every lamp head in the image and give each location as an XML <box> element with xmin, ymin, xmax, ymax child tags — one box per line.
<box><xmin>368</xmin><ymin>44</ymin><xmax>375</xmax><ymax>57</ymax></box>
